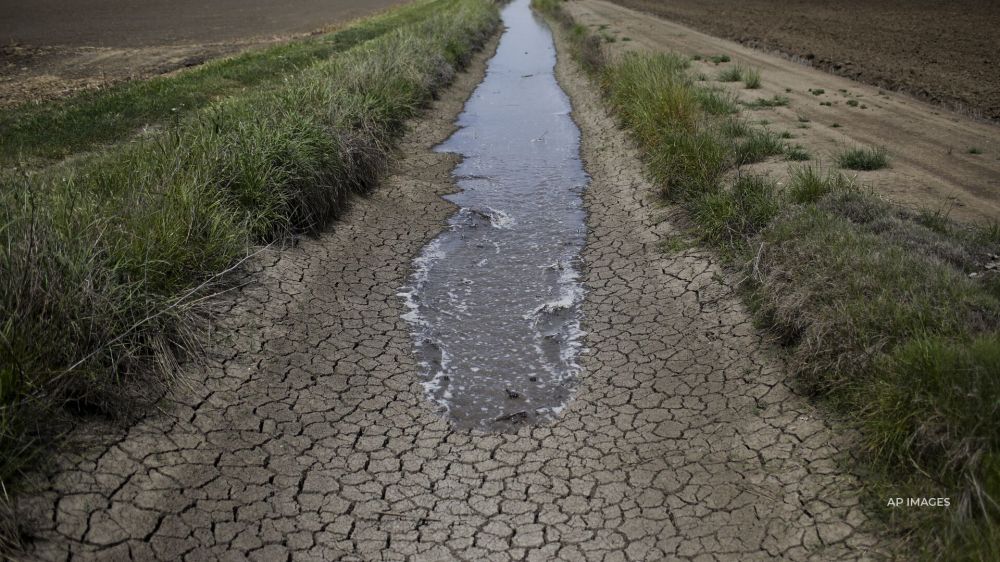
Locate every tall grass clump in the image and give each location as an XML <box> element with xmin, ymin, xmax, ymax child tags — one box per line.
<box><xmin>693</xmin><ymin>174</ymin><xmax>781</xmax><ymax>257</ymax></box>
<box><xmin>786</xmin><ymin>164</ymin><xmax>853</xmax><ymax>204</ymax></box>
<box><xmin>534</xmin><ymin>2</ymin><xmax>1000</xmax><ymax>558</ymax></box>
<box><xmin>836</xmin><ymin>144</ymin><xmax>890</xmax><ymax>170</ymax></box>
<box><xmin>0</xmin><ymin>0</ymin><xmax>500</xmax><ymax>546</ymax></box>
<box><xmin>717</xmin><ymin>64</ymin><xmax>744</xmax><ymax>82</ymax></box>
<box><xmin>600</xmin><ymin>52</ymin><xmax>733</xmax><ymax>198</ymax></box>
<box><xmin>732</xmin><ymin>128</ymin><xmax>786</xmax><ymax>165</ymax></box>
<box><xmin>784</xmin><ymin>144</ymin><xmax>811</xmax><ymax>161</ymax></box>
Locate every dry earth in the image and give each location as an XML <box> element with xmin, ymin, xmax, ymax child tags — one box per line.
<box><xmin>0</xmin><ymin>42</ymin><xmax>257</xmax><ymax>109</ymax></box>
<box><xmin>0</xmin><ymin>0</ymin><xmax>406</xmax><ymax>108</ymax></box>
<box><xmin>568</xmin><ymin>0</ymin><xmax>1000</xmax><ymax>224</ymax></box>
<box><xmin>14</xmin><ymin>20</ymin><xmax>885</xmax><ymax>562</ymax></box>
<box><xmin>608</xmin><ymin>0</ymin><xmax>1000</xmax><ymax>122</ymax></box>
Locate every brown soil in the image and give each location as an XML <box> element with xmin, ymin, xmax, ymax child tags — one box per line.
<box><xmin>0</xmin><ymin>43</ymin><xmax>249</xmax><ymax>108</ymax></box>
<box><xmin>0</xmin><ymin>0</ymin><xmax>406</xmax><ymax>108</ymax></box>
<box><xmin>607</xmin><ymin>0</ymin><xmax>1000</xmax><ymax>122</ymax></box>
<box><xmin>569</xmin><ymin>0</ymin><xmax>1000</xmax><ymax>224</ymax></box>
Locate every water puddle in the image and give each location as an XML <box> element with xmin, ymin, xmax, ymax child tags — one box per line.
<box><xmin>400</xmin><ymin>0</ymin><xmax>587</xmax><ymax>431</ymax></box>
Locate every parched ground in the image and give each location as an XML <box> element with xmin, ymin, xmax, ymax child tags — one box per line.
<box><xmin>0</xmin><ymin>0</ymin><xmax>406</xmax><ymax>108</ymax></box>
<box><xmin>14</xmin><ymin>25</ymin><xmax>884</xmax><ymax>562</ymax></box>
<box><xmin>607</xmin><ymin>0</ymin><xmax>1000</xmax><ymax>121</ymax></box>
<box><xmin>569</xmin><ymin>0</ymin><xmax>1000</xmax><ymax>224</ymax></box>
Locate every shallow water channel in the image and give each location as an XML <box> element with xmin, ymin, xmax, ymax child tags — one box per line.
<box><xmin>400</xmin><ymin>0</ymin><xmax>588</xmax><ymax>431</ymax></box>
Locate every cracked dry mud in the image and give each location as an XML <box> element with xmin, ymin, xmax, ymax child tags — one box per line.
<box><xmin>15</xmin><ymin>19</ymin><xmax>884</xmax><ymax>562</ymax></box>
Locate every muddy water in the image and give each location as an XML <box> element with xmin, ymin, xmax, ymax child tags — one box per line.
<box><xmin>400</xmin><ymin>0</ymin><xmax>588</xmax><ymax>431</ymax></box>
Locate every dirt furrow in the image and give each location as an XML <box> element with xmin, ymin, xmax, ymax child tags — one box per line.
<box><xmin>567</xmin><ymin>0</ymin><xmax>1000</xmax><ymax>224</ymax></box>
<box><xmin>14</xmin><ymin>16</ymin><xmax>884</xmax><ymax>562</ymax></box>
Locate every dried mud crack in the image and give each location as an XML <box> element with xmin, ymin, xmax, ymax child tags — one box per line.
<box><xmin>15</xmin><ymin>14</ymin><xmax>885</xmax><ymax>562</ymax></box>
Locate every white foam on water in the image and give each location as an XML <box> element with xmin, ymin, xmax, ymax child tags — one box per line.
<box><xmin>420</xmin><ymin>344</ymin><xmax>453</xmax><ymax>407</ymax></box>
<box><xmin>525</xmin><ymin>260</ymin><xmax>585</xmax><ymax>320</ymax></box>
<box><xmin>554</xmin><ymin>265</ymin><xmax>588</xmax><ymax>369</ymax></box>
<box><xmin>485</xmin><ymin>207</ymin><xmax>514</xmax><ymax>229</ymax></box>
<box><xmin>398</xmin><ymin>238</ymin><xmax>446</xmax><ymax>327</ymax></box>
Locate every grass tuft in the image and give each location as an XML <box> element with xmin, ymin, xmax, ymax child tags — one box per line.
<box><xmin>695</xmin><ymin>88</ymin><xmax>739</xmax><ymax>115</ymax></box>
<box><xmin>719</xmin><ymin>118</ymin><xmax>751</xmax><ymax>138</ymax></box>
<box><xmin>732</xmin><ymin>129</ymin><xmax>786</xmax><ymax>165</ymax></box>
<box><xmin>693</xmin><ymin>174</ymin><xmax>781</xmax><ymax>257</ymax></box>
<box><xmin>717</xmin><ymin>64</ymin><xmax>744</xmax><ymax>82</ymax></box>
<box><xmin>836</xmin><ymin>145</ymin><xmax>889</xmax><ymax>170</ymax></box>
<box><xmin>742</xmin><ymin>95</ymin><xmax>789</xmax><ymax>109</ymax></box>
<box><xmin>786</xmin><ymin>164</ymin><xmax>853</xmax><ymax>203</ymax></box>
<box><xmin>784</xmin><ymin>144</ymin><xmax>811</xmax><ymax>162</ymax></box>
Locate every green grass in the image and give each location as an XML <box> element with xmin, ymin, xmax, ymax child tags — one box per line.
<box><xmin>836</xmin><ymin>145</ymin><xmax>889</xmax><ymax>170</ymax></box>
<box><xmin>693</xmin><ymin>174</ymin><xmax>781</xmax><ymax>257</ymax></box>
<box><xmin>0</xmin><ymin>0</ymin><xmax>454</xmax><ymax>167</ymax></box>
<box><xmin>969</xmin><ymin>147</ymin><xmax>984</xmax><ymax>155</ymax></box>
<box><xmin>720</xmin><ymin>118</ymin><xmax>752</xmax><ymax>138</ymax></box>
<box><xmin>717</xmin><ymin>63</ymin><xmax>745</xmax><ymax>82</ymax></box>
<box><xmin>785</xmin><ymin>144</ymin><xmax>811</xmax><ymax>161</ymax></box>
<box><xmin>0</xmin><ymin>0</ymin><xmax>500</xmax><ymax>549</ymax></box>
<box><xmin>742</xmin><ymin>95</ymin><xmax>789</xmax><ymax>109</ymax></box>
<box><xmin>535</xmin><ymin>2</ymin><xmax>1000</xmax><ymax>558</ymax></box>
<box><xmin>707</xmin><ymin>54</ymin><xmax>731</xmax><ymax>64</ymax></box>
<box><xmin>810</xmin><ymin>88</ymin><xmax>826</xmax><ymax>95</ymax></box>
<box><xmin>743</xmin><ymin>67</ymin><xmax>761</xmax><ymax>89</ymax></box>
<box><xmin>732</xmin><ymin>129</ymin><xmax>786</xmax><ymax>165</ymax></box>
<box><xmin>695</xmin><ymin>88</ymin><xmax>739</xmax><ymax>115</ymax></box>
<box><xmin>870</xmin><ymin>334</ymin><xmax>1000</xmax><ymax>558</ymax></box>
<box><xmin>786</xmin><ymin>164</ymin><xmax>853</xmax><ymax>203</ymax></box>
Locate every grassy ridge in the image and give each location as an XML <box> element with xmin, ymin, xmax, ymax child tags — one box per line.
<box><xmin>0</xmin><ymin>0</ymin><xmax>499</xmax><ymax>548</ymax></box>
<box><xmin>0</xmin><ymin>0</ymin><xmax>453</xmax><ymax>167</ymax></box>
<box><xmin>533</xmin><ymin>0</ymin><xmax>1000</xmax><ymax>558</ymax></box>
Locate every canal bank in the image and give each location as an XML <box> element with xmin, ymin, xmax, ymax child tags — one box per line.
<box><xmin>14</xmin><ymin>1</ymin><xmax>884</xmax><ymax>558</ymax></box>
